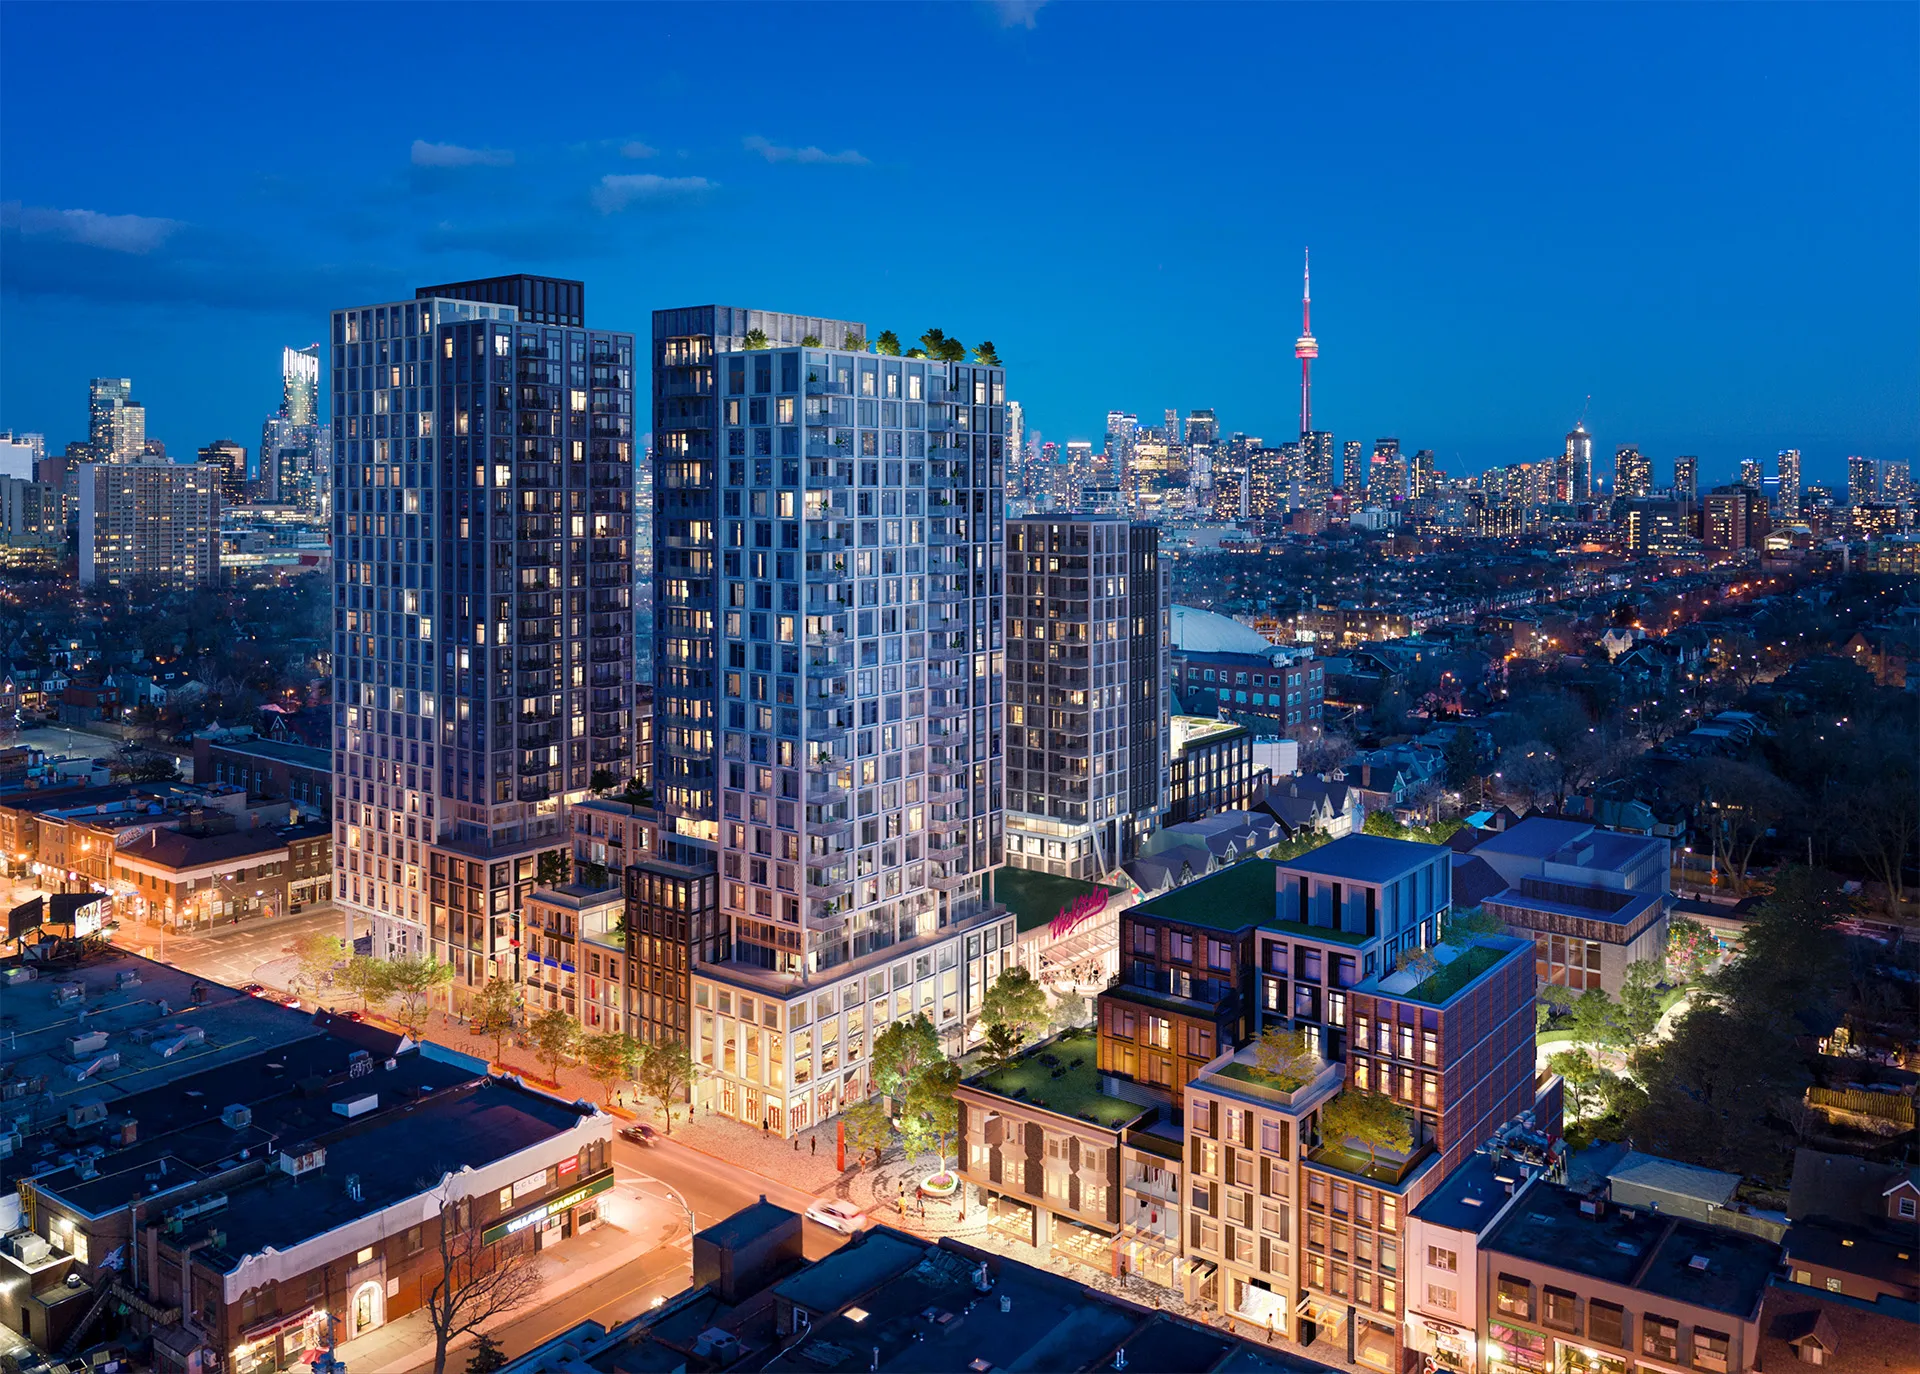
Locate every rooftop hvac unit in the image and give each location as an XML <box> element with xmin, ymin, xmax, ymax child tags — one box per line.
<box><xmin>332</xmin><ymin>1093</ymin><xmax>378</xmax><ymax>1119</ymax></box>
<box><xmin>278</xmin><ymin>1146</ymin><xmax>326</xmax><ymax>1177</ymax></box>
<box><xmin>221</xmin><ymin>1104</ymin><xmax>253</xmax><ymax>1131</ymax></box>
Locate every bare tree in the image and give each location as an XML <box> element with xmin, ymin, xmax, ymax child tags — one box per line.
<box><xmin>421</xmin><ymin>1190</ymin><xmax>545</xmax><ymax>1374</ymax></box>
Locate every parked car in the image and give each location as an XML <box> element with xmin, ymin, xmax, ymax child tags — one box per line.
<box><xmin>240</xmin><ymin>983</ymin><xmax>266</xmax><ymax>996</ymax></box>
<box><xmin>805</xmin><ymin>1200</ymin><xmax>867</xmax><ymax>1234</ymax></box>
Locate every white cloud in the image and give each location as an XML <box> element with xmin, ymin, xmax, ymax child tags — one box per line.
<box><xmin>990</xmin><ymin>0</ymin><xmax>1047</xmax><ymax>29</ymax></box>
<box><xmin>2</xmin><ymin>202</ymin><xmax>181</xmax><ymax>254</ymax></box>
<box><xmin>743</xmin><ymin>135</ymin><xmax>869</xmax><ymax>166</ymax></box>
<box><xmin>411</xmin><ymin>139</ymin><xmax>514</xmax><ymax>168</ymax></box>
<box><xmin>591</xmin><ymin>174</ymin><xmax>715</xmax><ymax>214</ymax></box>
<box><xmin>620</xmin><ymin>140</ymin><xmax>658</xmax><ymax>159</ymax></box>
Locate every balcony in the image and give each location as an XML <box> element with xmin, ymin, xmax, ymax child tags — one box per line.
<box><xmin>805</xmin><ymin>376</ymin><xmax>849</xmax><ymax>396</ymax></box>
<box><xmin>805</xmin><ymin>530</ymin><xmax>846</xmax><ymax>556</ymax></box>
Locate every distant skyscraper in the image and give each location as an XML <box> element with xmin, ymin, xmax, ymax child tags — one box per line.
<box><xmin>331</xmin><ymin>277</ymin><xmax>635</xmax><ymax>977</ymax></box>
<box><xmin>1163</xmin><ymin>408</ymin><xmax>1180</xmax><ymax>444</ymax></box>
<box><xmin>78</xmin><ymin>460</ymin><xmax>220</xmax><ymax>587</ymax></box>
<box><xmin>1615</xmin><ymin>445</ymin><xmax>1652</xmax><ymax>498</ymax></box>
<box><xmin>1185</xmin><ymin>408</ymin><xmax>1217</xmax><ymax>492</ymax></box>
<box><xmin>1005</xmin><ymin>513</ymin><xmax>1167</xmax><ymax>877</ymax></box>
<box><xmin>197</xmin><ymin>439</ymin><xmax>249</xmax><ymax>504</ymax></box>
<box><xmin>1104</xmin><ymin>411</ymin><xmax>1137</xmax><ymax>481</ymax></box>
<box><xmin>1342</xmin><ymin>440</ymin><xmax>1362</xmax><ymax>491</ymax></box>
<box><xmin>1674</xmin><ymin>455</ymin><xmax>1698</xmax><ymax>502</ymax></box>
<box><xmin>1295</xmin><ymin>249</ymin><xmax>1317</xmax><ymax>437</ymax></box>
<box><xmin>1369</xmin><ymin>438</ymin><xmax>1402</xmax><ymax>504</ymax></box>
<box><xmin>1848</xmin><ymin>455</ymin><xmax>1877</xmax><ymax>508</ymax></box>
<box><xmin>282</xmin><ymin>345</ymin><xmax>320</xmax><ymax>425</ymax></box>
<box><xmin>1409</xmin><ymin>449</ymin><xmax>1436</xmax><ymax>500</ymax></box>
<box><xmin>1301</xmin><ymin>431</ymin><xmax>1334</xmax><ymax>501</ymax></box>
<box><xmin>0</xmin><ymin>431</ymin><xmax>46</xmax><ymax>461</ymax></box>
<box><xmin>1738</xmin><ymin>457</ymin><xmax>1763</xmax><ymax>490</ymax></box>
<box><xmin>1560</xmin><ymin>424</ymin><xmax>1593</xmax><ymax>501</ymax></box>
<box><xmin>1777</xmin><ymin>449</ymin><xmax>1802</xmax><ymax>518</ymax></box>
<box><xmin>1006</xmin><ymin>401</ymin><xmax>1024</xmax><ymax>501</ymax></box>
<box><xmin>88</xmin><ymin>378</ymin><xmax>133</xmax><ymax>460</ymax></box>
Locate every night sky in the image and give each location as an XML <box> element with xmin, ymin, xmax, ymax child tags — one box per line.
<box><xmin>2</xmin><ymin>2</ymin><xmax>1914</xmax><ymax>486</ymax></box>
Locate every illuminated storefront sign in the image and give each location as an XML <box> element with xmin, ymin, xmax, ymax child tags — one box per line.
<box><xmin>481</xmin><ymin>1173</ymin><xmax>613</xmax><ymax>1244</ymax></box>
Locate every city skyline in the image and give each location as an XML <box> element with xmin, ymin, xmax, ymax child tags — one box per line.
<box><xmin>1</xmin><ymin>4</ymin><xmax>1914</xmax><ymax>482</ymax></box>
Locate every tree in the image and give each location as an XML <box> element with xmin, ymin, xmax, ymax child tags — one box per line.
<box><xmin>972</xmin><ymin>340</ymin><xmax>1001</xmax><ymax>365</ymax></box>
<box><xmin>1251</xmin><ymin>1026</ymin><xmax>1316</xmax><ymax>1091</ymax></box>
<box><xmin>980</xmin><ymin>967</ymin><xmax>1049</xmax><ymax>1044</ymax></box>
<box><xmin>870</xmin><ymin>1014</ymin><xmax>942</xmax><ymax>1099</ymax></box>
<box><xmin>1665</xmin><ymin>914</ymin><xmax>1717</xmax><ymax>983</ymax></box>
<box><xmin>1051</xmin><ymin>988</ymin><xmax>1089</xmax><ymax>1032</ymax></box>
<box><xmin>1395</xmin><ymin>946</ymin><xmax>1440</xmax><ymax>981</ymax></box>
<box><xmin>589</xmin><ymin>767</ymin><xmax>616</xmax><ymax>796</ymax></box>
<box><xmin>1568</xmin><ymin>987</ymin><xmax>1624</xmax><ymax>1048</ymax></box>
<box><xmin>386</xmin><ymin>956</ymin><xmax>454</xmax><ymax>1040</ymax></box>
<box><xmin>1548</xmin><ymin>1048</ymin><xmax>1605</xmax><ymax>1121</ymax></box>
<box><xmin>742</xmin><ymin>327</ymin><xmax>769</xmax><ymax>349</ymax></box>
<box><xmin>1442</xmin><ymin>906</ymin><xmax>1505</xmax><ymax>943</ymax></box>
<box><xmin>128</xmin><ymin>755</ymin><xmax>179</xmax><ymax>782</ymax></box>
<box><xmin>1617</xmin><ymin>959</ymin><xmax>1667</xmax><ymax>1048</ymax></box>
<box><xmin>580</xmin><ymin>1032</ymin><xmax>643</xmax><ymax>1106</ymax></box>
<box><xmin>421</xmin><ymin>1191</ymin><xmax>544</xmax><ymax>1374</ymax></box>
<box><xmin>1318</xmin><ymin>1090</ymin><xmax>1413</xmax><ymax>1170</ymax></box>
<box><xmin>528</xmin><ymin>1006</ymin><xmax>579</xmax><ymax>1086</ymax></box>
<box><xmin>465</xmin><ymin>1334</ymin><xmax>508</xmax><ymax>1374</ymax></box>
<box><xmin>470</xmin><ymin>978</ymin><xmax>518</xmax><ymax>1067</ymax></box>
<box><xmin>1838</xmin><ymin>772</ymin><xmax>1920</xmax><ymax>919</ymax></box>
<box><xmin>842</xmin><ymin>332</ymin><xmax>867</xmax><ymax>352</ymax></box>
<box><xmin>292</xmin><ymin>932</ymin><xmax>347</xmax><ymax>994</ymax></box>
<box><xmin>799</xmin><ymin>333</ymin><xmax>822</xmax><ymax>347</ymax></box>
<box><xmin>874</xmin><ymin>330</ymin><xmax>901</xmax><ymax>356</ymax></box>
<box><xmin>901</xmin><ymin>1060</ymin><xmax>961</xmax><ymax>1168</ymax></box>
<box><xmin>1689</xmin><ymin>760</ymin><xmax>1799</xmax><ymax>895</ymax></box>
<box><xmin>980</xmin><ymin>1022</ymin><xmax>1025</xmax><ymax>1068</ymax></box>
<box><xmin>636</xmin><ymin>1040</ymin><xmax>699</xmax><ymax>1134</ymax></box>
<box><xmin>536</xmin><ymin>849</ymin><xmax>571</xmax><ymax>887</ymax></box>
<box><xmin>844</xmin><ymin>1099</ymin><xmax>893</xmax><ymax>1166</ymax></box>
<box><xmin>1443</xmin><ymin>728</ymin><xmax>1481</xmax><ymax>793</ymax></box>
<box><xmin>340</xmin><ymin>955</ymin><xmax>393</xmax><ymax>1013</ymax></box>
<box><xmin>1628</xmin><ymin>1002</ymin><xmax>1802</xmax><ymax>1178</ymax></box>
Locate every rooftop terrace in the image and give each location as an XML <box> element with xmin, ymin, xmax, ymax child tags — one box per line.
<box><xmin>963</xmin><ymin>1028</ymin><xmax>1146</xmax><ymax>1130</ymax></box>
<box><xmin>1130</xmin><ymin>858</ymin><xmax>1277</xmax><ymax>933</ymax></box>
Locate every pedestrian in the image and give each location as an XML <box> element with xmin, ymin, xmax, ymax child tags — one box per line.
<box><xmin>811</xmin><ymin>1135</ymin><xmax>817</xmax><ymax>1157</ymax></box>
<box><xmin>793</xmin><ymin>1137</ymin><xmax>800</xmax><ymax>1152</ymax></box>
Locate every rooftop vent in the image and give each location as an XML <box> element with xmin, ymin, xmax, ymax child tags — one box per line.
<box><xmin>1688</xmin><ymin>1255</ymin><xmax>1710</xmax><ymax>1271</ymax></box>
<box><xmin>221</xmin><ymin>1104</ymin><xmax>252</xmax><ymax>1131</ymax></box>
<box><xmin>332</xmin><ymin>1093</ymin><xmax>378</xmax><ymax>1120</ymax></box>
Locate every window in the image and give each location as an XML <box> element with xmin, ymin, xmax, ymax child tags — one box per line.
<box><xmin>1588</xmin><ymin>1299</ymin><xmax>1627</xmax><ymax>1348</ymax></box>
<box><xmin>1543</xmin><ymin>1286</ymin><xmax>1578</xmax><ymax>1332</ymax></box>
<box><xmin>1427</xmin><ymin>1245</ymin><xmax>1457</xmax><ymax>1273</ymax></box>
<box><xmin>1823</xmin><ymin>1276</ymin><xmax>1842</xmax><ymax>1293</ymax></box>
<box><xmin>1694</xmin><ymin>1327</ymin><xmax>1731</xmax><ymax>1374</ymax></box>
<box><xmin>1644</xmin><ymin>1315</ymin><xmax>1680</xmax><ymax>1361</ymax></box>
<box><xmin>1796</xmin><ymin>1342</ymin><xmax>1826</xmax><ymax>1366</ymax></box>
<box><xmin>1496</xmin><ymin>1273</ymin><xmax>1533</xmax><ymax>1320</ymax></box>
<box><xmin>1900</xmin><ymin>1197</ymin><xmax>1917</xmax><ymax>1219</ymax></box>
<box><xmin>1426</xmin><ymin>1284</ymin><xmax>1457</xmax><ymax>1312</ymax></box>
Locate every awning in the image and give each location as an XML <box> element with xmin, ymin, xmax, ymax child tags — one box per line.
<box><xmin>239</xmin><ymin>1305</ymin><xmax>315</xmax><ymax>1342</ymax></box>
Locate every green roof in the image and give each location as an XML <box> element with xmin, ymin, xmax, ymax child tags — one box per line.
<box><xmin>966</xmin><ymin>1029</ymin><xmax>1145</xmax><ymax>1130</ymax></box>
<box><xmin>1260</xmin><ymin>916</ymin><xmax>1371</xmax><ymax>947</ymax></box>
<box><xmin>1132</xmin><ymin>858</ymin><xmax>1277</xmax><ymax>933</ymax></box>
<box><xmin>1400</xmin><ymin>944</ymin><xmax>1509</xmax><ymax>1005</ymax></box>
<box><xmin>990</xmin><ymin>866</ymin><xmax>1109</xmax><ymax>933</ymax></box>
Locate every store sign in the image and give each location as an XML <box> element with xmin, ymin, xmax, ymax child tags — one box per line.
<box><xmin>511</xmin><ymin>1170</ymin><xmax>548</xmax><ymax>1200</ymax></box>
<box><xmin>482</xmin><ymin>1173</ymin><xmax>613</xmax><ymax>1244</ymax></box>
<box><xmin>557</xmin><ymin>1155</ymin><xmax>579</xmax><ymax>1178</ymax></box>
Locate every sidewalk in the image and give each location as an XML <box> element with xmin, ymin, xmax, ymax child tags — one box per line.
<box><xmin>325</xmin><ymin>1186</ymin><xmax>677</xmax><ymax>1373</ymax></box>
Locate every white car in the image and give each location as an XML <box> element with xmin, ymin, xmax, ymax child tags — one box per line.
<box><xmin>805</xmin><ymin>1200</ymin><xmax>868</xmax><ymax>1234</ymax></box>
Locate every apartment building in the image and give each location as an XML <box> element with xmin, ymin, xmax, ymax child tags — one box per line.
<box><xmin>1003</xmin><ymin>512</ymin><xmax>1169</xmax><ymax>880</ymax></box>
<box><xmin>328</xmin><ymin>278</ymin><xmax>637</xmax><ymax>991</ymax></box>
<box><xmin>77</xmin><ymin>461</ymin><xmax>221</xmax><ymax>588</ymax></box>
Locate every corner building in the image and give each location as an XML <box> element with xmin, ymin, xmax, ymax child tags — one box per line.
<box><xmin>328</xmin><ymin>279</ymin><xmax>636</xmax><ymax>986</ymax></box>
<box><xmin>651</xmin><ymin>307</ymin><xmax>1012</xmax><ymax>1134</ymax></box>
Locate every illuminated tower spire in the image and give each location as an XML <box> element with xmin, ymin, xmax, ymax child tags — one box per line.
<box><xmin>1295</xmin><ymin>248</ymin><xmax>1318</xmax><ymax>438</ymax></box>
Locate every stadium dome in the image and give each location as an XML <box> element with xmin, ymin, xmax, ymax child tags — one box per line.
<box><xmin>1168</xmin><ymin>606</ymin><xmax>1279</xmax><ymax>656</ymax></box>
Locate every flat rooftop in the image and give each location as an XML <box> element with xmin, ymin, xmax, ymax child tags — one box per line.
<box><xmin>1275</xmin><ymin>833</ymin><xmax>1448</xmax><ymax>885</ymax></box>
<box><xmin>1412</xmin><ymin>1152</ymin><xmax>1536</xmax><ymax>1235</ymax></box>
<box><xmin>200</xmin><ymin>734</ymin><xmax>329</xmax><ymax>770</ymax></box>
<box><xmin>989</xmin><ymin>865</ymin><xmax>1108</xmax><ymax>934</ymax></box>
<box><xmin>1485</xmin><ymin>1181</ymin><xmax>1780</xmax><ymax>1318</ymax></box>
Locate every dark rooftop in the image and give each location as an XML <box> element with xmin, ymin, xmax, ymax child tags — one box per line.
<box><xmin>698</xmin><ymin>1198</ymin><xmax>800</xmax><ymax>1252</ymax></box>
<box><xmin>1275</xmin><ymin>833</ymin><xmax>1449</xmax><ymax>885</ymax></box>
<box><xmin>1487</xmin><ymin>1181</ymin><xmax>1781</xmax><ymax>1318</ymax></box>
<box><xmin>1412</xmin><ymin>1152</ymin><xmax>1536</xmax><ymax>1235</ymax></box>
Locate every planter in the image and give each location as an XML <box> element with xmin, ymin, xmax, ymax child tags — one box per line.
<box><xmin>920</xmin><ymin>1171</ymin><xmax>959</xmax><ymax>1197</ymax></box>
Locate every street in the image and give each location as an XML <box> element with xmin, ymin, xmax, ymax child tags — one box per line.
<box><xmin>391</xmin><ymin>1136</ymin><xmax>850</xmax><ymax>1373</ymax></box>
<box><xmin>110</xmin><ymin>905</ymin><xmax>358</xmax><ymax>991</ymax></box>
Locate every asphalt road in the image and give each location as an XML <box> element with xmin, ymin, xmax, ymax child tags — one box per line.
<box><xmin>114</xmin><ymin>906</ymin><xmax>359</xmax><ymax>992</ymax></box>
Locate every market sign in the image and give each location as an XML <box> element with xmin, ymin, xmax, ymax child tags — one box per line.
<box><xmin>482</xmin><ymin>1173</ymin><xmax>613</xmax><ymax>1244</ymax></box>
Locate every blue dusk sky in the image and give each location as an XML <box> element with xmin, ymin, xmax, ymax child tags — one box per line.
<box><xmin>1</xmin><ymin>2</ymin><xmax>1914</xmax><ymax>487</ymax></box>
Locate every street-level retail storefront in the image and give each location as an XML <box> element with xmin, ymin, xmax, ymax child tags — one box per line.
<box><xmin>232</xmin><ymin>1305</ymin><xmax>324</xmax><ymax>1374</ymax></box>
<box><xmin>1551</xmin><ymin>1338</ymin><xmax>1629</xmax><ymax>1374</ymax></box>
<box><xmin>480</xmin><ymin>1171</ymin><xmax>615</xmax><ymax>1252</ymax></box>
<box><xmin>1410</xmin><ymin>1315</ymin><xmax>1477</xmax><ymax>1374</ymax></box>
<box><xmin>1487</xmin><ymin>1322</ymin><xmax>1551</xmax><ymax>1374</ymax></box>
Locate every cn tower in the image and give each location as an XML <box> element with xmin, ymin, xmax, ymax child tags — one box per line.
<box><xmin>1295</xmin><ymin>248</ymin><xmax>1317</xmax><ymax>437</ymax></box>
